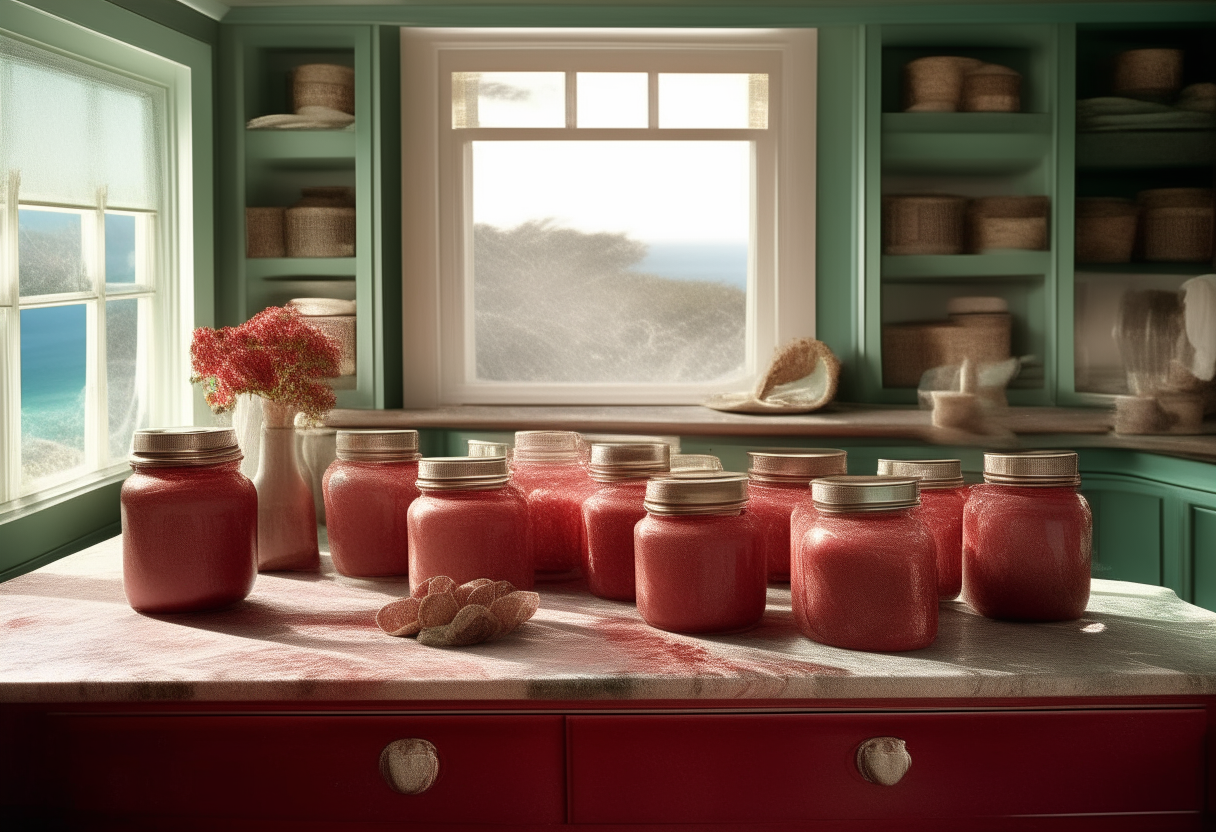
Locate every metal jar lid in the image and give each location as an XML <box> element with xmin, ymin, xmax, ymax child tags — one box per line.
<box><xmin>811</xmin><ymin>475</ymin><xmax>920</xmax><ymax>513</ymax></box>
<box><xmin>336</xmin><ymin>429</ymin><xmax>420</xmax><ymax>462</ymax></box>
<box><xmin>644</xmin><ymin>472</ymin><xmax>748</xmax><ymax>516</ymax></box>
<box><xmin>747</xmin><ymin>448</ymin><xmax>848</xmax><ymax>484</ymax></box>
<box><xmin>468</xmin><ymin>439</ymin><xmax>512</xmax><ymax>459</ymax></box>
<box><xmin>130</xmin><ymin>427</ymin><xmax>243</xmax><ymax>468</ymax></box>
<box><xmin>876</xmin><ymin>458</ymin><xmax>965</xmax><ymax>489</ymax></box>
<box><xmin>514</xmin><ymin>430</ymin><xmax>580</xmax><ymax>462</ymax></box>
<box><xmin>416</xmin><ymin>456</ymin><xmax>510</xmax><ymax>491</ymax></box>
<box><xmin>589</xmin><ymin>442</ymin><xmax>670</xmax><ymax>482</ymax></box>
<box><xmin>670</xmin><ymin>453</ymin><xmax>724</xmax><ymax>472</ymax></box>
<box><xmin>983</xmin><ymin>451</ymin><xmax>1081</xmax><ymax>487</ymax></box>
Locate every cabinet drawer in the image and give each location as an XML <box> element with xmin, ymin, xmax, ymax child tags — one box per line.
<box><xmin>51</xmin><ymin>714</ymin><xmax>564</xmax><ymax>824</ymax></box>
<box><xmin>568</xmin><ymin>709</ymin><xmax>1205</xmax><ymax>824</ymax></box>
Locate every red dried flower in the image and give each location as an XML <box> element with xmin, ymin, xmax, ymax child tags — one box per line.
<box><xmin>190</xmin><ymin>306</ymin><xmax>343</xmax><ymax>422</ymax></box>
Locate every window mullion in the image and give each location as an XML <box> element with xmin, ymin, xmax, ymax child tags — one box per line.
<box><xmin>88</xmin><ymin>194</ymin><xmax>107</xmax><ymax>472</ymax></box>
<box><xmin>565</xmin><ymin>71</ymin><xmax>576</xmax><ymax>129</ymax></box>
<box><xmin>648</xmin><ymin>71</ymin><xmax>659</xmax><ymax>130</ymax></box>
<box><xmin>0</xmin><ymin>174</ymin><xmax>18</xmax><ymax>503</ymax></box>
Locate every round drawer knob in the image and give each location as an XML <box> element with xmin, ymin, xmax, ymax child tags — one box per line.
<box><xmin>380</xmin><ymin>738</ymin><xmax>439</xmax><ymax>795</ymax></box>
<box><xmin>855</xmin><ymin>737</ymin><xmax>911</xmax><ymax>786</ymax></box>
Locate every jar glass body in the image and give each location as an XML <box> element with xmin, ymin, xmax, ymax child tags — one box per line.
<box><xmin>918</xmin><ymin>485</ymin><xmax>969</xmax><ymax>599</ymax></box>
<box><xmin>406</xmin><ymin>487</ymin><xmax>533</xmax><ymax>594</ymax></box>
<box><xmin>634</xmin><ymin>511</ymin><xmax>765</xmax><ymax>634</ymax></box>
<box><xmin>323</xmin><ymin>459</ymin><xmax>420</xmax><ymax>577</ymax></box>
<box><xmin>747</xmin><ymin>480</ymin><xmax>808</xmax><ymax>583</ymax></box>
<box><xmin>512</xmin><ymin>459</ymin><xmax>595</xmax><ymax>580</ymax></box>
<box><xmin>793</xmin><ymin>508</ymin><xmax>937</xmax><ymax>651</ymax></box>
<box><xmin>582</xmin><ymin>480</ymin><xmax>648</xmax><ymax>601</ymax></box>
<box><xmin>962</xmin><ymin>484</ymin><xmax>1092</xmax><ymax>621</ymax></box>
<box><xmin>121</xmin><ymin>460</ymin><xmax>258</xmax><ymax>613</ymax></box>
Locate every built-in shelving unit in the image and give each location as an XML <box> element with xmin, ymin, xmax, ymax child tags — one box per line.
<box><xmin>217</xmin><ymin>26</ymin><xmax>402</xmax><ymax>409</ymax></box>
<box><xmin>863</xmin><ymin>23</ymin><xmax>1059</xmax><ymax>405</ymax></box>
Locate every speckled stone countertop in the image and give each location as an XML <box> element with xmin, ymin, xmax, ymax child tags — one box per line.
<box><xmin>3</xmin><ymin>534</ymin><xmax>1216</xmax><ymax>704</ymax></box>
<box><xmin>322</xmin><ymin>405</ymin><xmax>1216</xmax><ymax>463</ymax></box>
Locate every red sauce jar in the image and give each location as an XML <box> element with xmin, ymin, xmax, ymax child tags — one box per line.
<box><xmin>512</xmin><ymin>431</ymin><xmax>596</xmax><ymax>581</ymax></box>
<box><xmin>749</xmin><ymin>449</ymin><xmax>848</xmax><ymax>583</ymax></box>
<box><xmin>582</xmin><ymin>442</ymin><xmax>670</xmax><ymax>601</ymax></box>
<box><xmin>323</xmin><ymin>430</ymin><xmax>420</xmax><ymax>578</ymax></box>
<box><xmin>634</xmin><ymin>473</ymin><xmax>765</xmax><ymax>634</ymax></box>
<box><xmin>963</xmin><ymin>451</ymin><xmax>1092</xmax><ymax>622</ymax></box>
<box><xmin>407</xmin><ymin>456</ymin><xmax>533</xmax><ymax>594</ymax></box>
<box><xmin>877</xmin><ymin>458</ymin><xmax>968</xmax><ymax>600</ymax></box>
<box><xmin>121</xmin><ymin>428</ymin><xmax>257</xmax><ymax>613</ymax></box>
<box><xmin>793</xmin><ymin>476</ymin><xmax>937</xmax><ymax>651</ymax></box>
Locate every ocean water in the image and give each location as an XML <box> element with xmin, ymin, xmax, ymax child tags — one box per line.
<box><xmin>20</xmin><ymin>304</ymin><xmax>87</xmax><ymax>445</ymax></box>
<box><xmin>631</xmin><ymin>242</ymin><xmax>749</xmax><ymax>290</ymax></box>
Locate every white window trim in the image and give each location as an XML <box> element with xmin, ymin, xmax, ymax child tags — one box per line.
<box><xmin>0</xmin><ymin>8</ymin><xmax>192</xmax><ymax>519</ymax></box>
<box><xmin>401</xmin><ymin>27</ymin><xmax>816</xmax><ymax>407</ymax></box>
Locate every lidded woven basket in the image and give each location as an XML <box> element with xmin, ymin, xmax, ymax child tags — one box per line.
<box><xmin>962</xmin><ymin>63</ymin><xmax>1021</xmax><ymax>112</ymax></box>
<box><xmin>968</xmin><ymin>196</ymin><xmax>1049</xmax><ymax>252</ymax></box>
<box><xmin>902</xmin><ymin>56</ymin><xmax>983</xmax><ymax>112</ymax></box>
<box><xmin>1113</xmin><ymin>49</ymin><xmax>1184</xmax><ymax>101</ymax></box>
<box><xmin>285</xmin><ymin>207</ymin><xmax>355</xmax><ymax>258</ymax></box>
<box><xmin>1138</xmin><ymin>188</ymin><xmax>1215</xmax><ymax>263</ymax></box>
<box><xmin>292</xmin><ymin>63</ymin><xmax>355</xmax><ymax>115</ymax></box>
<box><xmin>883</xmin><ymin>194</ymin><xmax>968</xmax><ymax>255</ymax></box>
<box><xmin>1075</xmin><ymin>197</ymin><xmax>1139</xmax><ymax>264</ymax></box>
<box><xmin>246</xmin><ymin>207</ymin><xmax>286</xmax><ymax>258</ymax></box>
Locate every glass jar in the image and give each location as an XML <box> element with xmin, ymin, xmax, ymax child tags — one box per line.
<box><xmin>877</xmin><ymin>458</ymin><xmax>968</xmax><ymax>599</ymax></box>
<box><xmin>669</xmin><ymin>453</ymin><xmax>724</xmax><ymax>472</ymax></box>
<box><xmin>793</xmin><ymin>476</ymin><xmax>937</xmax><ymax>651</ymax></box>
<box><xmin>634</xmin><ymin>473</ymin><xmax>765</xmax><ymax>634</ymax></box>
<box><xmin>468</xmin><ymin>439</ymin><xmax>512</xmax><ymax>462</ymax></box>
<box><xmin>121</xmin><ymin>428</ymin><xmax>257</xmax><ymax>613</ymax></box>
<box><xmin>582</xmin><ymin>442</ymin><xmax>670</xmax><ymax>601</ymax></box>
<box><xmin>749</xmin><ymin>449</ymin><xmax>848</xmax><ymax>583</ymax></box>
<box><xmin>512</xmin><ymin>431</ymin><xmax>596</xmax><ymax>581</ymax></box>
<box><xmin>963</xmin><ymin>451</ymin><xmax>1092</xmax><ymax>622</ymax></box>
<box><xmin>407</xmin><ymin>456</ymin><xmax>533</xmax><ymax>593</ymax></box>
<box><xmin>323</xmin><ymin>430</ymin><xmax>420</xmax><ymax>578</ymax></box>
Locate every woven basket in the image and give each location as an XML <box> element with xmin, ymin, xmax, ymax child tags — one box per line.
<box><xmin>292</xmin><ymin>63</ymin><xmax>355</xmax><ymax>115</ymax></box>
<box><xmin>882</xmin><ymin>316</ymin><xmax>1011</xmax><ymax>388</ymax></box>
<box><xmin>285</xmin><ymin>207</ymin><xmax>355</xmax><ymax>258</ymax></box>
<box><xmin>246</xmin><ymin>207</ymin><xmax>286</xmax><ymax>259</ymax></box>
<box><xmin>1113</xmin><ymin>48</ymin><xmax>1183</xmax><ymax>101</ymax></box>
<box><xmin>883</xmin><ymin>195</ymin><xmax>968</xmax><ymax>255</ymax></box>
<box><xmin>902</xmin><ymin>56</ymin><xmax>984</xmax><ymax>112</ymax></box>
<box><xmin>1075</xmin><ymin>197</ymin><xmax>1139</xmax><ymax>263</ymax></box>
<box><xmin>295</xmin><ymin>186</ymin><xmax>355</xmax><ymax>208</ymax></box>
<box><xmin>968</xmin><ymin>196</ymin><xmax>1049</xmax><ymax>252</ymax></box>
<box><xmin>1143</xmin><ymin>206</ymin><xmax>1215</xmax><ymax>262</ymax></box>
<box><xmin>962</xmin><ymin>64</ymin><xmax>1021</xmax><ymax>113</ymax></box>
<box><xmin>1137</xmin><ymin>188</ymin><xmax>1215</xmax><ymax>211</ymax></box>
<box><xmin>303</xmin><ymin>314</ymin><xmax>356</xmax><ymax>377</ymax></box>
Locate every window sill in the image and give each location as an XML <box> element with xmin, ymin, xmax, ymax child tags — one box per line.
<box><xmin>0</xmin><ymin>465</ymin><xmax>129</xmax><ymax>525</ymax></box>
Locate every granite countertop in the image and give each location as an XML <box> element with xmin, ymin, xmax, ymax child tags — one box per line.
<box><xmin>3</xmin><ymin>534</ymin><xmax>1216</xmax><ymax>704</ymax></box>
<box><xmin>323</xmin><ymin>404</ymin><xmax>1216</xmax><ymax>463</ymax></box>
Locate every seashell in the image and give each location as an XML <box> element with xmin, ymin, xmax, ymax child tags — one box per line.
<box><xmin>417</xmin><ymin>591</ymin><xmax>459</xmax><ymax>628</ymax></box>
<box><xmin>376</xmin><ymin>596</ymin><xmax>422</xmax><ymax>636</ymax></box>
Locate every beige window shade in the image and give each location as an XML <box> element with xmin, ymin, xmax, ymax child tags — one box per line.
<box><xmin>0</xmin><ymin>33</ymin><xmax>164</xmax><ymax>210</ymax></box>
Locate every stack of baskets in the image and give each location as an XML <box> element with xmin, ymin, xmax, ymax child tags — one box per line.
<box><xmin>903</xmin><ymin>56</ymin><xmax>1022</xmax><ymax>113</ymax></box>
<box><xmin>884</xmin><ymin>194</ymin><xmax>1050</xmax><ymax>255</ymax></box>
<box><xmin>882</xmin><ymin>296</ymin><xmax>1013</xmax><ymax>388</ymax></box>
<box><xmin>1075</xmin><ymin>189</ymin><xmax>1214</xmax><ymax>264</ymax></box>
<box><xmin>246</xmin><ymin>187</ymin><xmax>356</xmax><ymax>259</ymax></box>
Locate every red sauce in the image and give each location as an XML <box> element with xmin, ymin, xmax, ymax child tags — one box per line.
<box><xmin>793</xmin><ymin>508</ymin><xmax>937</xmax><ymax>651</ymax></box>
<box><xmin>322</xmin><ymin>459</ymin><xmax>420</xmax><ymax>577</ymax></box>
<box><xmin>634</xmin><ymin>512</ymin><xmax>766</xmax><ymax>634</ymax></box>
<box><xmin>963</xmin><ymin>484</ymin><xmax>1092</xmax><ymax>621</ymax></box>
<box><xmin>406</xmin><ymin>487</ymin><xmax>534</xmax><ymax>594</ymax></box>
<box><xmin>512</xmin><ymin>460</ymin><xmax>595</xmax><ymax>581</ymax></box>
<box><xmin>121</xmin><ymin>460</ymin><xmax>258</xmax><ymax>613</ymax></box>
<box><xmin>747</xmin><ymin>481</ymin><xmax>808</xmax><ymax>583</ymax></box>
<box><xmin>582</xmin><ymin>480</ymin><xmax>648</xmax><ymax>601</ymax></box>
<box><xmin>917</xmin><ymin>485</ymin><xmax>968</xmax><ymax>599</ymax></box>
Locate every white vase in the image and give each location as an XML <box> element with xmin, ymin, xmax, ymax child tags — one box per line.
<box><xmin>253</xmin><ymin>400</ymin><xmax>319</xmax><ymax>571</ymax></box>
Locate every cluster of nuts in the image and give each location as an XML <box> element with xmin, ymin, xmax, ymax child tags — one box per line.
<box><xmin>376</xmin><ymin>576</ymin><xmax>539</xmax><ymax>647</ymax></box>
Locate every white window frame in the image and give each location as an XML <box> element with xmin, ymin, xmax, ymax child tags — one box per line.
<box><xmin>401</xmin><ymin>28</ymin><xmax>816</xmax><ymax>407</ymax></box>
<box><xmin>0</xmin><ymin>10</ymin><xmax>192</xmax><ymax>518</ymax></box>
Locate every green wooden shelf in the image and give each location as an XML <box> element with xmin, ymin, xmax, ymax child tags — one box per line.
<box><xmin>1076</xmin><ymin>130</ymin><xmax>1215</xmax><ymax>170</ymax></box>
<box><xmin>883</xmin><ymin>130</ymin><xmax>1051</xmax><ymax>175</ymax></box>
<box><xmin>245</xmin><ymin>129</ymin><xmax>356</xmax><ymax>169</ymax></box>
<box><xmin>882</xmin><ymin>252</ymin><xmax>1051</xmax><ymax>280</ymax></box>
<box><xmin>245</xmin><ymin>257</ymin><xmax>358</xmax><ymax>280</ymax></box>
<box><xmin>883</xmin><ymin>113</ymin><xmax>1052</xmax><ymax>134</ymax></box>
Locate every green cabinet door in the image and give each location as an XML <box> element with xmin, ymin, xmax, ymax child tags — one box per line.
<box><xmin>1189</xmin><ymin>504</ymin><xmax>1216</xmax><ymax>613</ymax></box>
<box><xmin>1081</xmin><ymin>475</ymin><xmax>1165</xmax><ymax>587</ymax></box>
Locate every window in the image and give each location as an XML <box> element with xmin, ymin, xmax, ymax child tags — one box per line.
<box><xmin>401</xmin><ymin>29</ymin><xmax>816</xmax><ymax>406</ymax></box>
<box><xmin>0</xmin><ymin>23</ymin><xmax>188</xmax><ymax>513</ymax></box>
